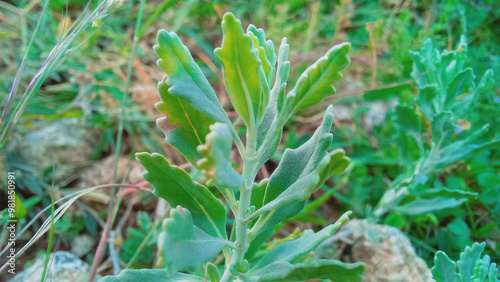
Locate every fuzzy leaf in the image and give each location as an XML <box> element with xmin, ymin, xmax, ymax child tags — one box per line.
<box><xmin>431</xmin><ymin>112</ymin><xmax>455</xmax><ymax>147</ymax></box>
<box><xmin>457</xmin><ymin>242</ymin><xmax>486</xmax><ymax>281</ymax></box>
<box><xmin>258</xmin><ymin>107</ymin><xmax>334</xmax><ymax>230</ymax></box>
<box><xmin>215</xmin><ymin>13</ymin><xmax>269</xmax><ymax>127</ymax></box>
<box><xmin>154</xmin><ymin>30</ymin><xmax>227</xmax><ymax>122</ymax></box>
<box><xmin>158</xmin><ymin>207</ymin><xmax>227</xmax><ymax>277</ymax></box>
<box><xmin>284</xmin><ymin>43</ymin><xmax>350</xmax><ymax>115</ymax></box>
<box><xmin>432</xmin><ymin>252</ymin><xmax>461</xmax><ymax>282</ymax></box>
<box><xmin>156</xmin><ymin>81</ymin><xmax>215</xmax><ymax>164</ymax></box>
<box><xmin>254</xmin><ymin>149</ymin><xmax>349</xmax><ymax>218</ymax></box>
<box><xmin>206</xmin><ymin>262</ymin><xmax>221</xmax><ymax>282</ymax></box>
<box><xmin>271</xmin><ymin>260</ymin><xmax>365</xmax><ymax>282</ymax></box>
<box><xmin>136</xmin><ymin>152</ymin><xmax>226</xmax><ymax>239</ymax></box>
<box><xmin>316</xmin><ymin>149</ymin><xmax>350</xmax><ymax>188</ymax></box>
<box><xmin>417</xmin><ymin>187</ymin><xmax>478</xmax><ymax>200</ymax></box>
<box><xmin>243</xmin><ymin>213</ymin><xmax>352</xmax><ymax>281</ymax></box>
<box><xmin>425</xmin><ymin>125</ymin><xmax>500</xmax><ymax>172</ymax></box>
<box><xmin>102</xmin><ymin>269</ymin><xmax>203</xmax><ymax>281</ymax></box>
<box><xmin>393</xmin><ymin>197</ymin><xmax>467</xmax><ymax>215</ymax></box>
<box><xmin>453</xmin><ymin>69</ymin><xmax>493</xmax><ymax>118</ymax></box>
<box><xmin>197</xmin><ymin>122</ymin><xmax>245</xmax><ymax>189</ymax></box>
<box><xmin>444</xmin><ymin>68</ymin><xmax>475</xmax><ymax>110</ymax></box>
<box><xmin>418</xmin><ymin>85</ymin><xmax>439</xmax><ymax>121</ymax></box>
<box><xmin>256</xmin><ymin>38</ymin><xmax>290</xmax><ymax>168</ymax></box>
<box><xmin>248</xmin><ymin>24</ymin><xmax>276</xmax><ymax>84</ymax></box>
<box><xmin>394</xmin><ymin>105</ymin><xmax>423</xmax><ymax>164</ymax></box>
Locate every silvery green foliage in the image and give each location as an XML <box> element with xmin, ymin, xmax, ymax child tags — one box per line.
<box><xmin>375</xmin><ymin>37</ymin><xmax>498</xmax><ymax>217</ymax></box>
<box><xmin>432</xmin><ymin>242</ymin><xmax>499</xmax><ymax>282</ymax></box>
<box><xmin>103</xmin><ymin>13</ymin><xmax>364</xmax><ymax>282</ymax></box>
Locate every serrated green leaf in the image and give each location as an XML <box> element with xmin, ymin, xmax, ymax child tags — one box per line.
<box><xmin>197</xmin><ymin>122</ymin><xmax>245</xmax><ymax>189</ymax></box>
<box><xmin>154</xmin><ymin>30</ymin><xmax>227</xmax><ymax>123</ymax></box>
<box><xmin>102</xmin><ymin>269</ymin><xmax>203</xmax><ymax>281</ymax></box>
<box><xmin>393</xmin><ymin>197</ymin><xmax>467</xmax><ymax>215</ymax></box>
<box><xmin>271</xmin><ymin>260</ymin><xmax>365</xmax><ymax>282</ymax></box>
<box><xmin>136</xmin><ymin>152</ymin><xmax>226</xmax><ymax>239</ymax></box>
<box><xmin>215</xmin><ymin>13</ymin><xmax>269</xmax><ymax>127</ymax></box>
<box><xmin>425</xmin><ymin>125</ymin><xmax>500</xmax><ymax>172</ymax></box>
<box><xmin>395</xmin><ymin>105</ymin><xmax>421</xmax><ymax>139</ymax></box>
<box><xmin>156</xmin><ymin>81</ymin><xmax>215</xmax><ymax>164</ymax></box>
<box><xmin>243</xmin><ymin>213</ymin><xmax>351</xmax><ymax>281</ymax></box>
<box><xmin>410</xmin><ymin>38</ymin><xmax>435</xmax><ymax>87</ymax></box>
<box><xmin>248</xmin><ymin>24</ymin><xmax>276</xmax><ymax>84</ymax></box>
<box><xmin>257</xmin><ymin>107</ymin><xmax>334</xmax><ymax>230</ymax></box>
<box><xmin>432</xmin><ymin>252</ymin><xmax>461</xmax><ymax>282</ymax></box>
<box><xmin>453</xmin><ymin>69</ymin><xmax>493</xmax><ymax>118</ymax></box>
<box><xmin>256</xmin><ymin>38</ymin><xmax>290</xmax><ymax>168</ymax></box>
<box><xmin>474</xmin><ymin>255</ymin><xmax>492</xmax><ymax>281</ymax></box>
<box><xmin>254</xmin><ymin>149</ymin><xmax>349</xmax><ymax>218</ymax></box>
<box><xmin>418</xmin><ymin>85</ymin><xmax>438</xmax><ymax>121</ymax></box>
<box><xmin>284</xmin><ymin>43</ymin><xmax>350</xmax><ymax>116</ymax></box>
<box><xmin>394</xmin><ymin>105</ymin><xmax>423</xmax><ymax>165</ymax></box>
<box><xmin>315</xmin><ymin>149</ymin><xmax>350</xmax><ymax>188</ymax></box>
<box><xmin>457</xmin><ymin>242</ymin><xmax>486</xmax><ymax>281</ymax></box>
<box><xmin>158</xmin><ymin>207</ymin><xmax>227</xmax><ymax>277</ymax></box>
<box><xmin>431</xmin><ymin>112</ymin><xmax>455</xmax><ymax>147</ymax></box>
<box><xmin>444</xmin><ymin>68</ymin><xmax>475</xmax><ymax>110</ymax></box>
<box><xmin>487</xmin><ymin>263</ymin><xmax>499</xmax><ymax>282</ymax></box>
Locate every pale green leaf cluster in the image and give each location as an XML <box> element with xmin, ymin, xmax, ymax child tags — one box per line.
<box><xmin>104</xmin><ymin>12</ymin><xmax>360</xmax><ymax>282</ymax></box>
<box><xmin>375</xmin><ymin>38</ymin><xmax>497</xmax><ymax>217</ymax></box>
<box><xmin>432</xmin><ymin>242</ymin><xmax>499</xmax><ymax>282</ymax></box>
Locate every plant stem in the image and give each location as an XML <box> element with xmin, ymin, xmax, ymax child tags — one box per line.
<box><xmin>41</xmin><ymin>191</ymin><xmax>55</xmax><ymax>282</ymax></box>
<box><xmin>221</xmin><ymin>129</ymin><xmax>258</xmax><ymax>281</ymax></box>
<box><xmin>90</xmin><ymin>1</ymin><xmax>146</xmax><ymax>279</ymax></box>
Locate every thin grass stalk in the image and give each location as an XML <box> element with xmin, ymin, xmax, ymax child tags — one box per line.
<box><xmin>40</xmin><ymin>191</ymin><xmax>56</xmax><ymax>282</ymax></box>
<box><xmin>0</xmin><ymin>1</ymin><xmax>48</xmax><ymax>131</ymax></box>
<box><xmin>0</xmin><ymin>0</ymin><xmax>119</xmax><ymax>151</ymax></box>
<box><xmin>0</xmin><ymin>184</ymin><xmax>146</xmax><ymax>273</ymax></box>
<box><xmin>88</xmin><ymin>1</ymin><xmax>146</xmax><ymax>279</ymax></box>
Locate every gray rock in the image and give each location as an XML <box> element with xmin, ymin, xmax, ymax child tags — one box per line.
<box><xmin>317</xmin><ymin>219</ymin><xmax>433</xmax><ymax>282</ymax></box>
<box><xmin>13</xmin><ymin>118</ymin><xmax>101</xmax><ymax>184</ymax></box>
<box><xmin>71</xmin><ymin>235</ymin><xmax>95</xmax><ymax>257</ymax></box>
<box><xmin>10</xmin><ymin>251</ymin><xmax>101</xmax><ymax>282</ymax></box>
<box><xmin>364</xmin><ymin>100</ymin><xmax>397</xmax><ymax>127</ymax></box>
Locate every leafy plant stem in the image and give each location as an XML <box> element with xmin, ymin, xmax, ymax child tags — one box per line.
<box><xmin>220</xmin><ymin>129</ymin><xmax>259</xmax><ymax>281</ymax></box>
<box><xmin>248</xmin><ymin>210</ymin><xmax>275</xmax><ymax>241</ymax></box>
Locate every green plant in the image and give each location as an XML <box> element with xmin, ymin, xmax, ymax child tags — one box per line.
<box><xmin>373</xmin><ymin>37</ymin><xmax>498</xmax><ymax>218</ymax></box>
<box><xmin>103</xmin><ymin>12</ymin><xmax>364</xmax><ymax>282</ymax></box>
<box><xmin>432</xmin><ymin>242</ymin><xmax>499</xmax><ymax>282</ymax></box>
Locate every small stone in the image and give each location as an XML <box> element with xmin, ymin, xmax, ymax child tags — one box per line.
<box><xmin>317</xmin><ymin>219</ymin><xmax>433</xmax><ymax>282</ymax></box>
<box><xmin>9</xmin><ymin>251</ymin><xmax>101</xmax><ymax>282</ymax></box>
<box><xmin>71</xmin><ymin>235</ymin><xmax>95</xmax><ymax>257</ymax></box>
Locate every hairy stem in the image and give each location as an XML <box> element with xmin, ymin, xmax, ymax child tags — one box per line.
<box><xmin>221</xmin><ymin>128</ymin><xmax>258</xmax><ymax>281</ymax></box>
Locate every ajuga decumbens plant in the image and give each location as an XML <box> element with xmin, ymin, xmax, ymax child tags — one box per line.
<box><xmin>102</xmin><ymin>12</ymin><xmax>365</xmax><ymax>281</ymax></box>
